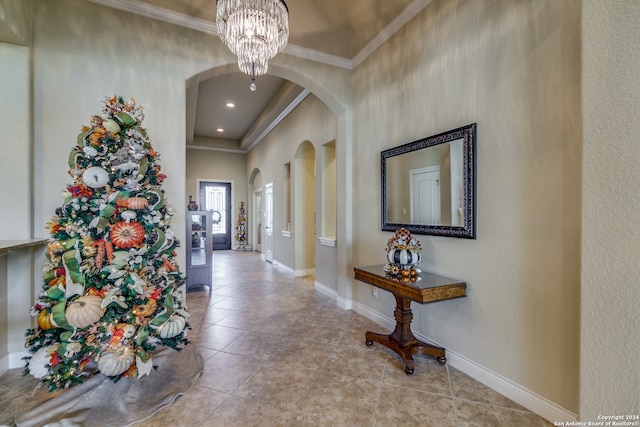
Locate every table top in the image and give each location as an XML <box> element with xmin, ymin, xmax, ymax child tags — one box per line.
<box><xmin>354</xmin><ymin>264</ymin><xmax>467</xmax><ymax>304</ymax></box>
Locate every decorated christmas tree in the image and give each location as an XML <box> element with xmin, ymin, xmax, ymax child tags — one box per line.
<box><xmin>24</xmin><ymin>96</ymin><xmax>189</xmax><ymax>391</ymax></box>
<box><xmin>235</xmin><ymin>201</ymin><xmax>247</xmax><ymax>249</ymax></box>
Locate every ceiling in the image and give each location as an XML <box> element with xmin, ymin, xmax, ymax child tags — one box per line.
<box><xmin>90</xmin><ymin>0</ymin><xmax>431</xmax><ymax>152</ymax></box>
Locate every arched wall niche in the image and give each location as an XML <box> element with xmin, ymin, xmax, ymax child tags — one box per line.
<box><xmin>293</xmin><ymin>141</ymin><xmax>316</xmax><ymax>275</ymax></box>
<box><xmin>248</xmin><ymin>167</ymin><xmax>263</xmax><ymax>254</ymax></box>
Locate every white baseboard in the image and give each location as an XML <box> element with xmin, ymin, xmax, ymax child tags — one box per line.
<box><xmin>271</xmin><ymin>259</ymin><xmax>293</xmax><ymax>275</ymax></box>
<box><xmin>313</xmin><ymin>282</ymin><xmax>352</xmax><ymax>310</ymax></box>
<box><xmin>445</xmin><ymin>349</ymin><xmax>577</xmax><ymax>423</ymax></box>
<box><xmin>272</xmin><ymin>260</ymin><xmax>315</xmax><ymax>278</ymax></box>
<box><xmin>314</xmin><ymin>281</ymin><xmax>337</xmax><ymax>298</ymax></box>
<box><xmin>295</xmin><ymin>268</ymin><xmax>315</xmax><ymax>277</ymax></box>
<box><xmin>350</xmin><ymin>301</ymin><xmax>577</xmax><ymax>423</ymax></box>
<box><xmin>1</xmin><ymin>350</ymin><xmax>28</xmax><ymax>376</ymax></box>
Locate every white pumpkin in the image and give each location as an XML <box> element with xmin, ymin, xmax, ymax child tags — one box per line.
<box><xmin>65</xmin><ymin>295</ymin><xmax>106</xmax><ymax>329</ymax></box>
<box><xmin>82</xmin><ymin>166</ymin><xmax>110</xmax><ymax>189</ymax></box>
<box><xmin>102</xmin><ymin>118</ymin><xmax>121</xmax><ymax>133</ymax></box>
<box><xmin>28</xmin><ymin>345</ymin><xmax>54</xmax><ymax>379</ymax></box>
<box><xmin>156</xmin><ymin>315</ymin><xmax>186</xmax><ymax>339</ymax></box>
<box><xmin>97</xmin><ymin>345</ymin><xmax>135</xmax><ymax>377</ymax></box>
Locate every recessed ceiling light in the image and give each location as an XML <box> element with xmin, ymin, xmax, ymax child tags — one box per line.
<box><xmin>226</xmin><ymin>103</ymin><xmax>235</xmax><ymax>108</ymax></box>
<box><xmin>217</xmin><ymin>128</ymin><xmax>224</xmax><ymax>132</ymax></box>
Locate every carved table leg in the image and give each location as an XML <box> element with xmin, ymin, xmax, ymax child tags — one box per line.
<box><xmin>365</xmin><ymin>293</ymin><xmax>447</xmax><ymax>374</ymax></box>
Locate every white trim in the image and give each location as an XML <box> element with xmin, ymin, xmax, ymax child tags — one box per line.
<box><xmin>187</xmin><ymin>144</ymin><xmax>245</xmax><ymax>154</ymax></box>
<box><xmin>315</xmin><ymin>282</ymin><xmax>353</xmax><ymax>311</ymax></box>
<box><xmin>351</xmin><ymin>301</ymin><xmax>577</xmax><ymax>423</ymax></box>
<box><xmin>272</xmin><ymin>259</ymin><xmax>293</xmax><ymax>275</ymax></box>
<box><xmin>294</xmin><ymin>268</ymin><xmax>315</xmax><ymax>277</ymax></box>
<box><xmin>318</xmin><ymin>237</ymin><xmax>336</xmax><ymax>247</ymax></box>
<box><xmin>86</xmin><ymin>0</ymin><xmax>430</xmax><ymax>69</ymax></box>
<box><xmin>242</xmin><ymin>89</ymin><xmax>310</xmax><ymax>152</ymax></box>
<box><xmin>352</xmin><ymin>0</ymin><xmax>434</xmax><ymax>66</ymax></box>
<box><xmin>283</xmin><ymin>44</ymin><xmax>352</xmax><ymax>69</ymax></box>
<box><xmin>314</xmin><ymin>281</ymin><xmax>338</xmax><ymax>299</ymax></box>
<box><xmin>10</xmin><ymin>350</ymin><xmax>28</xmax><ymax>369</ymax></box>
<box><xmin>1</xmin><ymin>350</ymin><xmax>29</xmax><ymax>374</ymax></box>
<box><xmin>336</xmin><ymin>295</ymin><xmax>353</xmax><ymax>310</ymax></box>
<box><xmin>86</xmin><ymin>0</ymin><xmax>218</xmax><ymax>35</ymax></box>
<box><xmin>445</xmin><ymin>350</ymin><xmax>578</xmax><ymax>423</ymax></box>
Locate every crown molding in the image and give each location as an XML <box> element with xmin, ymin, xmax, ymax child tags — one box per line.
<box><xmin>283</xmin><ymin>44</ymin><xmax>352</xmax><ymax>70</ymax></box>
<box><xmin>242</xmin><ymin>88</ymin><xmax>310</xmax><ymax>152</ymax></box>
<box><xmin>352</xmin><ymin>0</ymin><xmax>433</xmax><ymax>66</ymax></box>
<box><xmin>86</xmin><ymin>0</ymin><xmax>218</xmax><ymax>35</ymax></box>
<box><xmin>186</xmin><ymin>144</ymin><xmax>245</xmax><ymax>154</ymax></box>
<box><xmin>86</xmin><ymin>0</ymin><xmax>429</xmax><ymax>69</ymax></box>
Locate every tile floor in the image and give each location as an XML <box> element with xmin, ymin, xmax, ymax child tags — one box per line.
<box><xmin>0</xmin><ymin>250</ymin><xmax>552</xmax><ymax>426</ymax></box>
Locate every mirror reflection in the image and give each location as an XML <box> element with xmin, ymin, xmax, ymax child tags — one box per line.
<box><xmin>381</xmin><ymin>124</ymin><xmax>476</xmax><ymax>238</ymax></box>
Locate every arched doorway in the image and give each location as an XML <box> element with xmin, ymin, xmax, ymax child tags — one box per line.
<box><xmin>185</xmin><ymin>63</ymin><xmax>352</xmax><ymax>306</ymax></box>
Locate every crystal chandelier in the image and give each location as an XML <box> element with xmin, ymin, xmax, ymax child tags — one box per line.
<box><xmin>216</xmin><ymin>0</ymin><xmax>289</xmax><ymax>90</ymax></box>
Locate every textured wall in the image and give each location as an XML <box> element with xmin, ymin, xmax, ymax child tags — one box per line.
<box><xmin>0</xmin><ymin>0</ymin><xmax>32</xmax><ymax>45</ymax></box>
<box><xmin>352</xmin><ymin>0</ymin><xmax>582</xmax><ymax>411</ymax></box>
<box><xmin>246</xmin><ymin>95</ymin><xmax>337</xmax><ymax>272</ymax></box>
<box><xmin>581</xmin><ymin>0</ymin><xmax>640</xmax><ymax>418</ymax></box>
<box><xmin>0</xmin><ymin>43</ymin><xmax>30</xmax><ymax>239</ymax></box>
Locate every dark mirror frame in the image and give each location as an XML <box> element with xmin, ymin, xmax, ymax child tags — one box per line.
<box><xmin>381</xmin><ymin>123</ymin><xmax>477</xmax><ymax>239</ymax></box>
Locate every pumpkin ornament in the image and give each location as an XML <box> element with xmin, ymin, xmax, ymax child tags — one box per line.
<box><xmin>97</xmin><ymin>345</ymin><xmax>135</xmax><ymax>377</ymax></box>
<box><xmin>110</xmin><ymin>220</ymin><xmax>145</xmax><ymax>249</ymax></box>
<box><xmin>156</xmin><ymin>314</ymin><xmax>187</xmax><ymax>339</ymax></box>
<box><xmin>65</xmin><ymin>295</ymin><xmax>107</xmax><ymax>329</ymax></box>
<box><xmin>116</xmin><ymin>196</ymin><xmax>149</xmax><ymax>210</ymax></box>
<box><xmin>28</xmin><ymin>345</ymin><xmax>56</xmax><ymax>379</ymax></box>
<box><xmin>37</xmin><ymin>310</ymin><xmax>55</xmax><ymax>330</ymax></box>
<box><xmin>82</xmin><ymin>166</ymin><xmax>110</xmax><ymax>189</ymax></box>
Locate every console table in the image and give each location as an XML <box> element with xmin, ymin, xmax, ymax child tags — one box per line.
<box><xmin>354</xmin><ymin>265</ymin><xmax>466</xmax><ymax>374</ymax></box>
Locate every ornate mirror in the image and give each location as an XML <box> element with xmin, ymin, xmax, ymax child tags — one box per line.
<box><xmin>381</xmin><ymin>123</ymin><xmax>476</xmax><ymax>239</ymax></box>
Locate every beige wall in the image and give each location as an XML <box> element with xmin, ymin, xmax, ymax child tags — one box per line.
<box><xmin>0</xmin><ymin>16</ymin><xmax>34</xmax><ymax>370</ymax></box>
<box><xmin>352</xmin><ymin>0</ymin><xmax>582</xmax><ymax>412</ymax></box>
<box><xmin>581</xmin><ymin>0</ymin><xmax>640</xmax><ymax>419</ymax></box>
<box><xmin>1</xmin><ymin>0</ymin><xmax>638</xmax><ymax>420</ymax></box>
<box><xmin>246</xmin><ymin>94</ymin><xmax>338</xmax><ymax>277</ymax></box>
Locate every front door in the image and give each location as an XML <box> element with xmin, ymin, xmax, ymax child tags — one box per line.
<box><xmin>200</xmin><ymin>182</ymin><xmax>232</xmax><ymax>250</ymax></box>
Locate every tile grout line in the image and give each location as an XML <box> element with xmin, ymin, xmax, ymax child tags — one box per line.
<box><xmin>448</xmin><ymin>364</ymin><xmax>462</xmax><ymax>426</ymax></box>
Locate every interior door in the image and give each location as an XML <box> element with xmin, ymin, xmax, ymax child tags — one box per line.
<box><xmin>200</xmin><ymin>182</ymin><xmax>232</xmax><ymax>250</ymax></box>
<box><xmin>410</xmin><ymin>167</ymin><xmax>441</xmax><ymax>225</ymax></box>
<box><xmin>253</xmin><ymin>190</ymin><xmax>262</xmax><ymax>253</ymax></box>
<box><xmin>264</xmin><ymin>183</ymin><xmax>274</xmax><ymax>263</ymax></box>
